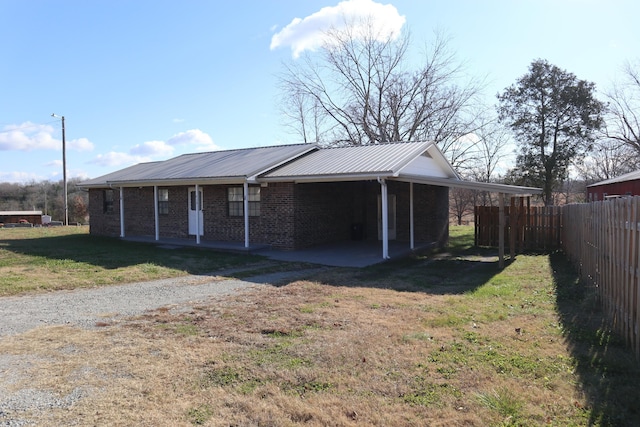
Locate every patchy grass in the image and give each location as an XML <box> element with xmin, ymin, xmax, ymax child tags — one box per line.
<box><xmin>0</xmin><ymin>226</ymin><xmax>269</xmax><ymax>296</ymax></box>
<box><xmin>1</xmin><ymin>226</ymin><xmax>639</xmax><ymax>426</ymax></box>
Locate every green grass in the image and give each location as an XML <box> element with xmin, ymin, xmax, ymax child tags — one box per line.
<box><xmin>0</xmin><ymin>226</ymin><xmax>266</xmax><ymax>295</ymax></box>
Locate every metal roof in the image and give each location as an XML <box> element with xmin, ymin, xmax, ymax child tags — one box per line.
<box><xmin>398</xmin><ymin>175</ymin><xmax>542</xmax><ymax>195</ymax></box>
<box><xmin>79</xmin><ymin>144</ymin><xmax>317</xmax><ymax>187</ymax></box>
<box><xmin>261</xmin><ymin>141</ymin><xmax>457</xmax><ymax>181</ymax></box>
<box><xmin>587</xmin><ymin>169</ymin><xmax>640</xmax><ymax>187</ymax></box>
<box><xmin>79</xmin><ymin>140</ymin><xmax>541</xmax><ymax>195</ymax></box>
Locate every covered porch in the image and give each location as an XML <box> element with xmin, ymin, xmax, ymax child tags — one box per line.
<box><xmin>122</xmin><ymin>235</ymin><xmax>437</xmax><ymax>268</ymax></box>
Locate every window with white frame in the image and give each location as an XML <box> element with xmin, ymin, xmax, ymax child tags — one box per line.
<box><xmin>103</xmin><ymin>189</ymin><xmax>114</xmax><ymax>214</ymax></box>
<box><xmin>228</xmin><ymin>186</ymin><xmax>260</xmax><ymax>216</ymax></box>
<box><xmin>158</xmin><ymin>188</ymin><xmax>169</xmax><ymax>215</ymax></box>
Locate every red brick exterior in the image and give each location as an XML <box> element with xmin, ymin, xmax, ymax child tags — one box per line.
<box><xmin>88</xmin><ymin>181</ymin><xmax>448</xmax><ymax>250</ymax></box>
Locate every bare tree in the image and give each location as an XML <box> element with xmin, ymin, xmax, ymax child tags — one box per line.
<box><xmin>449</xmin><ymin>186</ymin><xmax>477</xmax><ymax>225</ymax></box>
<box><xmin>471</xmin><ymin>113</ymin><xmax>512</xmax><ymax>183</ymax></box>
<box><xmin>278</xmin><ymin>18</ymin><xmax>483</xmax><ymax>169</ymax></box>
<box><xmin>576</xmin><ymin>138</ymin><xmax>640</xmax><ymax>183</ymax></box>
<box><xmin>605</xmin><ymin>60</ymin><xmax>640</xmax><ymax>154</ymax></box>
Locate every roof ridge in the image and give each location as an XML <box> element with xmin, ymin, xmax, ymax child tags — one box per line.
<box><xmin>318</xmin><ymin>141</ymin><xmax>430</xmax><ymax>150</ymax></box>
<box><xmin>176</xmin><ymin>142</ymin><xmax>315</xmax><ymax>157</ymax></box>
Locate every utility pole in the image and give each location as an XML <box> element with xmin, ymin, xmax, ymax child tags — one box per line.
<box><xmin>52</xmin><ymin>114</ymin><xmax>68</xmax><ymax>226</ymax></box>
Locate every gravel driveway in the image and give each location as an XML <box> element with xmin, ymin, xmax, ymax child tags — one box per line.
<box><xmin>0</xmin><ymin>267</ymin><xmax>321</xmax><ymax>425</ymax></box>
<box><xmin>0</xmin><ymin>267</ymin><xmax>319</xmax><ymax>338</ymax></box>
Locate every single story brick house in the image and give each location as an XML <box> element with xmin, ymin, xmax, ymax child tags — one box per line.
<box><xmin>79</xmin><ymin>141</ymin><xmax>540</xmax><ymax>259</ymax></box>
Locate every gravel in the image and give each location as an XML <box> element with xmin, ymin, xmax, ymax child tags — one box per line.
<box><xmin>0</xmin><ymin>267</ymin><xmax>321</xmax><ymax>425</ymax></box>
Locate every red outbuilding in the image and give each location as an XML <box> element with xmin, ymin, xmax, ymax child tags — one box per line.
<box><xmin>587</xmin><ymin>170</ymin><xmax>640</xmax><ymax>201</ymax></box>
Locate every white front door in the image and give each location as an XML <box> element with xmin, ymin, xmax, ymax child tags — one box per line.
<box><xmin>188</xmin><ymin>187</ymin><xmax>203</xmax><ymax>236</ymax></box>
<box><xmin>378</xmin><ymin>194</ymin><xmax>397</xmax><ymax>240</ymax></box>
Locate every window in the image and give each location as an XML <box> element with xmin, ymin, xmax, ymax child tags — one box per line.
<box><xmin>103</xmin><ymin>189</ymin><xmax>114</xmax><ymax>214</ymax></box>
<box><xmin>228</xmin><ymin>186</ymin><xmax>260</xmax><ymax>217</ymax></box>
<box><xmin>158</xmin><ymin>188</ymin><xmax>169</xmax><ymax>215</ymax></box>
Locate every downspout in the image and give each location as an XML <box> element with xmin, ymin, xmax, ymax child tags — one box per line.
<box><xmin>119</xmin><ymin>186</ymin><xmax>125</xmax><ymax>238</ymax></box>
<box><xmin>243</xmin><ymin>181</ymin><xmax>250</xmax><ymax>248</ymax></box>
<box><xmin>410</xmin><ymin>182</ymin><xmax>414</xmax><ymax>250</ymax></box>
<box><xmin>378</xmin><ymin>177</ymin><xmax>390</xmax><ymax>260</ymax></box>
<box><xmin>195</xmin><ymin>184</ymin><xmax>201</xmax><ymax>245</ymax></box>
<box><xmin>153</xmin><ymin>185</ymin><xmax>159</xmax><ymax>241</ymax></box>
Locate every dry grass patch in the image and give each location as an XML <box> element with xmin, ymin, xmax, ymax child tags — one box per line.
<box><xmin>1</xmin><ymin>227</ymin><xmax>639</xmax><ymax>425</ymax></box>
<box><xmin>0</xmin><ymin>257</ymin><xmax>624</xmax><ymax>426</ymax></box>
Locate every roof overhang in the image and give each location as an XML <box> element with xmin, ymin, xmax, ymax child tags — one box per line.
<box><xmin>260</xmin><ymin>171</ymin><xmax>396</xmax><ymax>184</ymax></box>
<box><xmin>397</xmin><ymin>174</ymin><xmax>542</xmax><ymax>194</ymax></box>
<box><xmin>82</xmin><ymin>177</ymin><xmax>251</xmax><ymax>188</ymax></box>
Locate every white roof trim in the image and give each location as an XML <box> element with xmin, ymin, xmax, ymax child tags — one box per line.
<box><xmin>397</xmin><ymin>174</ymin><xmax>542</xmax><ymax>194</ymax></box>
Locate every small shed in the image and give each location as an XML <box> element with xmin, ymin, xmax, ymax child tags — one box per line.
<box><xmin>0</xmin><ymin>211</ymin><xmax>43</xmax><ymax>225</ymax></box>
<box><xmin>587</xmin><ymin>170</ymin><xmax>640</xmax><ymax>201</ymax></box>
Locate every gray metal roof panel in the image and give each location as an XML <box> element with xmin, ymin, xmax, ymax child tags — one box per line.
<box><xmin>262</xmin><ymin>141</ymin><xmax>433</xmax><ymax>178</ymax></box>
<box><xmin>79</xmin><ymin>144</ymin><xmax>316</xmax><ymax>187</ymax></box>
<box><xmin>587</xmin><ymin>169</ymin><xmax>640</xmax><ymax>187</ymax></box>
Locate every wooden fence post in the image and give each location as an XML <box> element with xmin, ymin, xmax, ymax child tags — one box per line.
<box><xmin>499</xmin><ymin>193</ymin><xmax>505</xmax><ymax>269</ymax></box>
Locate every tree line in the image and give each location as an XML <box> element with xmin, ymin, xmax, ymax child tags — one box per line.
<box><xmin>277</xmin><ymin>18</ymin><xmax>640</xmax><ymax>209</ymax></box>
<box><xmin>0</xmin><ymin>178</ymin><xmax>89</xmax><ymax>224</ymax></box>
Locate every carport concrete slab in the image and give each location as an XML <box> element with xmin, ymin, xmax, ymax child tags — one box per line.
<box><xmin>258</xmin><ymin>240</ymin><xmax>435</xmax><ymax>268</ymax></box>
<box><xmin>122</xmin><ymin>236</ymin><xmax>434</xmax><ymax>268</ymax></box>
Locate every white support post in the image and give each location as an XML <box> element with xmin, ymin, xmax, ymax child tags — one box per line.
<box><xmin>380</xmin><ymin>178</ymin><xmax>390</xmax><ymax>260</ymax></box>
<box><xmin>244</xmin><ymin>181</ymin><xmax>250</xmax><ymax>248</ymax></box>
<box><xmin>153</xmin><ymin>185</ymin><xmax>159</xmax><ymax>241</ymax></box>
<box><xmin>119</xmin><ymin>187</ymin><xmax>125</xmax><ymax>238</ymax></box>
<box><xmin>410</xmin><ymin>182</ymin><xmax>415</xmax><ymax>250</ymax></box>
<box><xmin>195</xmin><ymin>184</ymin><xmax>201</xmax><ymax>245</ymax></box>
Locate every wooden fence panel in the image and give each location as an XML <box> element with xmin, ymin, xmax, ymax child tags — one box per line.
<box><xmin>562</xmin><ymin>198</ymin><xmax>640</xmax><ymax>360</ymax></box>
<box><xmin>474</xmin><ymin>203</ymin><xmax>563</xmax><ymax>251</ymax></box>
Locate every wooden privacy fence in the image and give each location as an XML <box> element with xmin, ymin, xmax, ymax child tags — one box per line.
<box><xmin>562</xmin><ymin>197</ymin><xmax>640</xmax><ymax>359</ymax></box>
<box><xmin>475</xmin><ymin>201</ymin><xmax>563</xmax><ymax>251</ymax></box>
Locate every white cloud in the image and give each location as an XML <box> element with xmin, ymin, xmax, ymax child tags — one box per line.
<box><xmin>68</xmin><ymin>137</ymin><xmax>94</xmax><ymax>152</ymax></box>
<box><xmin>0</xmin><ymin>170</ymin><xmax>45</xmax><ymax>183</ymax></box>
<box><xmin>166</xmin><ymin>129</ymin><xmax>220</xmax><ymax>151</ymax></box>
<box><xmin>130</xmin><ymin>140</ymin><xmax>174</xmax><ymax>156</ymax></box>
<box><xmin>270</xmin><ymin>0</ymin><xmax>405</xmax><ymax>58</ymax></box>
<box><xmin>88</xmin><ymin>129</ymin><xmax>218</xmax><ymax>168</ymax></box>
<box><xmin>45</xmin><ymin>159</ymin><xmax>63</xmax><ymax>168</ymax></box>
<box><xmin>88</xmin><ymin>151</ymin><xmax>150</xmax><ymax>167</ymax></box>
<box><xmin>0</xmin><ymin>122</ymin><xmax>58</xmax><ymax>151</ymax></box>
<box><xmin>0</xmin><ymin>122</ymin><xmax>95</xmax><ymax>152</ymax></box>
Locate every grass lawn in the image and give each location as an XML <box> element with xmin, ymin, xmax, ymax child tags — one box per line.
<box><xmin>0</xmin><ymin>226</ymin><xmax>271</xmax><ymax>295</ymax></box>
<box><xmin>1</xmin><ymin>225</ymin><xmax>639</xmax><ymax>426</ymax></box>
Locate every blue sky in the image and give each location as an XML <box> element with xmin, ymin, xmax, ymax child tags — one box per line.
<box><xmin>1</xmin><ymin>0</ymin><xmax>638</xmax><ymax>183</ymax></box>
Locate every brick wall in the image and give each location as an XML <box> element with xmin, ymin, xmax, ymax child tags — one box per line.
<box><xmin>123</xmin><ymin>187</ymin><xmax>155</xmax><ymax>236</ymax></box>
<box><xmin>88</xmin><ymin>181</ymin><xmax>449</xmax><ymax>250</ymax></box>
<box><xmin>88</xmin><ymin>189</ymin><xmax>121</xmax><ymax>237</ymax></box>
<box><xmin>292</xmin><ymin>182</ymin><xmax>356</xmax><ymax>248</ymax></box>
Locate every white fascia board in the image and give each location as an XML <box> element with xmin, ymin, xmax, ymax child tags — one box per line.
<box><xmin>260</xmin><ymin>172</ymin><xmax>395</xmax><ymax>184</ymax></box>
<box><xmin>397</xmin><ymin>174</ymin><xmax>542</xmax><ymax>194</ymax></box>
<box><xmin>103</xmin><ymin>177</ymin><xmax>248</xmax><ymax>187</ymax></box>
<box><xmin>394</xmin><ymin>142</ymin><xmax>459</xmax><ymax>179</ymax></box>
<box><xmin>388</xmin><ymin>141</ymin><xmax>434</xmax><ymax>174</ymax></box>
